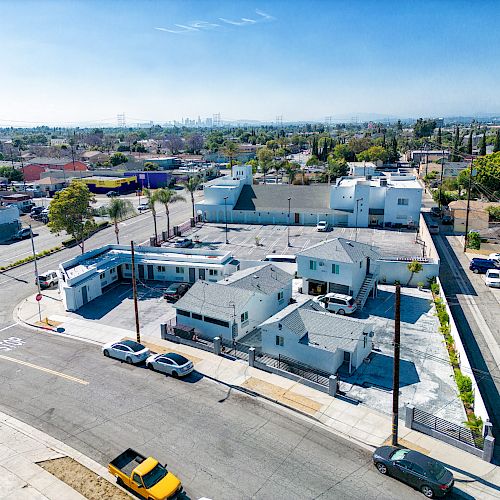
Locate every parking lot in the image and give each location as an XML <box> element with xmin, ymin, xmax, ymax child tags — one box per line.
<box><xmin>177</xmin><ymin>221</ymin><xmax>427</xmax><ymax>261</ymax></box>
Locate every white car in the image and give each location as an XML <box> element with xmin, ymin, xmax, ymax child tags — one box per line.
<box><xmin>146</xmin><ymin>352</ymin><xmax>194</xmax><ymax>377</ymax></box>
<box><xmin>37</xmin><ymin>270</ymin><xmax>59</xmax><ymax>289</ymax></box>
<box><xmin>316</xmin><ymin>221</ymin><xmax>329</xmax><ymax>232</ymax></box>
<box><xmin>485</xmin><ymin>269</ymin><xmax>500</xmax><ymax>288</ymax></box>
<box><xmin>137</xmin><ymin>203</ymin><xmax>149</xmax><ymax>212</ymax></box>
<box><xmin>102</xmin><ymin>340</ymin><xmax>150</xmax><ymax>364</ymax></box>
<box><xmin>488</xmin><ymin>253</ymin><xmax>500</xmax><ymax>262</ymax></box>
<box><xmin>314</xmin><ymin>293</ymin><xmax>357</xmax><ymax>315</ymax></box>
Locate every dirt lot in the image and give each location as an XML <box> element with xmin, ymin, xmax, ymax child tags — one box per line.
<box><xmin>38</xmin><ymin>456</ymin><xmax>130</xmax><ymax>500</ymax></box>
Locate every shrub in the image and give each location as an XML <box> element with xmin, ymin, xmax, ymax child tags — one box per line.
<box><xmin>454</xmin><ymin>369</ymin><xmax>472</xmax><ymax>393</ymax></box>
<box><xmin>467</xmin><ymin>231</ymin><xmax>481</xmax><ymax>250</ymax></box>
<box><xmin>430</xmin><ymin>282</ymin><xmax>440</xmax><ymax>296</ymax></box>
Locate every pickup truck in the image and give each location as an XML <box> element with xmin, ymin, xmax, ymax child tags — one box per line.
<box><xmin>109</xmin><ymin>448</ymin><xmax>182</xmax><ymax>499</ymax></box>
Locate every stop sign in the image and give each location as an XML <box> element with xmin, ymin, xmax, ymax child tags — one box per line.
<box><xmin>35</xmin><ymin>294</ymin><xmax>43</xmax><ymax>302</ymax></box>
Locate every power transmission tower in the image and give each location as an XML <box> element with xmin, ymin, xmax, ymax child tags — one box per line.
<box><xmin>276</xmin><ymin>115</ymin><xmax>283</xmax><ymax>128</ymax></box>
<box><xmin>117</xmin><ymin>113</ymin><xmax>126</xmax><ymax>127</ymax></box>
<box><xmin>213</xmin><ymin>113</ymin><xmax>221</xmax><ymax>127</ymax></box>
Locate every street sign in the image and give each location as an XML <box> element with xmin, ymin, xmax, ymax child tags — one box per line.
<box><xmin>35</xmin><ymin>294</ymin><xmax>43</xmax><ymax>302</ymax></box>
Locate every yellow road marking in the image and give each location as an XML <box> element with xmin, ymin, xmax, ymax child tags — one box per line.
<box><xmin>0</xmin><ymin>355</ymin><xmax>89</xmax><ymax>385</ymax></box>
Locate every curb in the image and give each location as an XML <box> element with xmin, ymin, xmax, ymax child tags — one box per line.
<box><xmin>0</xmin><ymin>247</ymin><xmax>63</xmax><ymax>272</ymax></box>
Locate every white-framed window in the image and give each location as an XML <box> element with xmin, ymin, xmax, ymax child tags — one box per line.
<box><xmin>396</xmin><ymin>214</ymin><xmax>407</xmax><ymax>219</ymax></box>
<box><xmin>397</xmin><ymin>198</ymin><xmax>409</xmax><ymax>206</ymax></box>
<box><xmin>209</xmin><ymin>269</ymin><xmax>218</xmax><ymax>276</ymax></box>
<box><xmin>157</xmin><ymin>265</ymin><xmax>166</xmax><ymax>272</ymax></box>
<box><xmin>332</xmin><ymin>264</ymin><xmax>340</xmax><ymax>274</ymax></box>
<box><xmin>309</xmin><ymin>260</ymin><xmax>317</xmax><ymax>271</ymax></box>
<box><xmin>100</xmin><ymin>272</ymin><xmax>105</xmax><ymax>279</ymax></box>
<box><xmin>275</xmin><ymin>335</ymin><xmax>284</xmax><ymax>347</ymax></box>
<box><xmin>175</xmin><ymin>267</ymin><xmax>184</xmax><ymax>274</ymax></box>
<box><xmin>241</xmin><ymin>311</ymin><xmax>248</xmax><ymax>323</ymax></box>
<box><xmin>359</xmin><ymin>261</ymin><xmax>362</xmax><ymax>268</ymax></box>
<box><xmin>278</xmin><ymin>291</ymin><xmax>284</xmax><ymax>301</ymax></box>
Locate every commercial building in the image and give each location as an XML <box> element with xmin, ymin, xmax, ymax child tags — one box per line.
<box><xmin>23</xmin><ymin>158</ymin><xmax>88</xmax><ymax>182</ymax></box>
<box><xmin>407</xmin><ymin>150</ymin><xmax>449</xmax><ymax>164</ymax></box>
<box><xmin>260</xmin><ymin>300</ymin><xmax>373</xmax><ymax>375</ymax></box>
<box><xmin>448</xmin><ymin>200</ymin><xmax>500</xmax><ymax>233</ymax></box>
<box><xmin>58</xmin><ymin>245</ymin><xmax>238</xmax><ymax>311</ymax></box>
<box><xmin>32</xmin><ymin>177</ymin><xmax>67</xmax><ymax>196</ymax></box>
<box><xmin>417</xmin><ymin>161</ymin><xmax>470</xmax><ymax>179</ymax></box>
<box><xmin>173</xmin><ymin>264</ymin><xmax>293</xmax><ymax>342</ymax></box>
<box><xmin>142</xmin><ymin>157</ymin><xmax>182</xmax><ymax>169</ymax></box>
<box><xmin>124</xmin><ymin>171</ymin><xmax>173</xmax><ymax>190</ymax></box>
<box><xmin>0</xmin><ymin>205</ymin><xmax>21</xmax><ymax>242</ymax></box>
<box><xmin>80</xmin><ymin>176</ymin><xmax>138</xmax><ymax>194</ymax></box>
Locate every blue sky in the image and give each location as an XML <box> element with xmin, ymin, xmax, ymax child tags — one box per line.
<box><xmin>1</xmin><ymin>0</ymin><xmax>499</xmax><ymax>125</ymax></box>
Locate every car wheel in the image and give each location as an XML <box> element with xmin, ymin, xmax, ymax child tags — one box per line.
<box><xmin>147</xmin><ymin>363</ymin><xmax>154</xmax><ymax>371</ymax></box>
<box><xmin>125</xmin><ymin>356</ymin><xmax>133</xmax><ymax>364</ymax></box>
<box><xmin>103</xmin><ymin>349</ymin><xmax>110</xmax><ymax>357</ymax></box>
<box><xmin>337</xmin><ymin>309</ymin><xmax>345</xmax><ymax>315</ymax></box>
<box><xmin>421</xmin><ymin>485</ymin><xmax>434</xmax><ymax>498</ymax></box>
<box><xmin>473</xmin><ymin>269</ymin><xmax>479</xmax><ymax>274</ymax></box>
<box><xmin>171</xmin><ymin>371</ymin><xmax>178</xmax><ymax>378</ymax></box>
<box><xmin>375</xmin><ymin>463</ymin><xmax>387</xmax><ymax>475</ymax></box>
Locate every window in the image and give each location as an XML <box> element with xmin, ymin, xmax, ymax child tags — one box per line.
<box><xmin>177</xmin><ymin>309</ymin><xmax>190</xmax><ymax>317</ymax></box>
<box><xmin>332</xmin><ymin>264</ymin><xmax>340</xmax><ymax>274</ymax></box>
<box><xmin>277</xmin><ymin>291</ymin><xmax>284</xmax><ymax>301</ymax></box>
<box><xmin>125</xmin><ymin>264</ymin><xmax>130</xmax><ymax>270</ymax></box>
<box><xmin>309</xmin><ymin>260</ymin><xmax>317</xmax><ymax>271</ymax></box>
<box><xmin>275</xmin><ymin>335</ymin><xmax>284</xmax><ymax>347</ymax></box>
<box><xmin>176</xmin><ymin>267</ymin><xmax>184</xmax><ymax>274</ymax></box>
<box><xmin>203</xmin><ymin>316</ymin><xmax>230</xmax><ymax>328</ymax></box>
<box><xmin>209</xmin><ymin>269</ymin><xmax>218</xmax><ymax>276</ymax></box>
<box><xmin>359</xmin><ymin>261</ymin><xmax>362</xmax><ymax>268</ymax></box>
<box><xmin>157</xmin><ymin>265</ymin><xmax>166</xmax><ymax>272</ymax></box>
<box><xmin>132</xmin><ymin>473</ymin><xmax>143</xmax><ymax>487</ymax></box>
<box><xmin>397</xmin><ymin>198</ymin><xmax>409</xmax><ymax>206</ymax></box>
<box><xmin>192</xmin><ymin>312</ymin><xmax>202</xmax><ymax>320</ymax></box>
<box><xmin>110</xmin><ymin>268</ymin><xmax>116</xmax><ymax>274</ymax></box>
<box><xmin>241</xmin><ymin>311</ymin><xmax>248</xmax><ymax>323</ymax></box>
<box><xmin>100</xmin><ymin>272</ymin><xmax>105</xmax><ymax>279</ymax></box>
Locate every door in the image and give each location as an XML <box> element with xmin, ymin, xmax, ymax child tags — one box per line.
<box><xmin>189</xmin><ymin>268</ymin><xmax>196</xmax><ymax>283</ymax></box>
<box><xmin>138</xmin><ymin>265</ymin><xmax>145</xmax><ymax>280</ymax></box>
<box><xmin>294</xmin><ymin>213</ymin><xmax>300</xmax><ymax>224</ymax></box>
<box><xmin>199</xmin><ymin>268</ymin><xmax>206</xmax><ymax>280</ymax></box>
<box><xmin>147</xmin><ymin>265</ymin><xmax>154</xmax><ymax>280</ymax></box>
<box><xmin>81</xmin><ymin>286</ymin><xmax>88</xmax><ymax>305</ymax></box>
<box><xmin>392</xmin><ymin>460</ymin><xmax>411</xmax><ymax>483</ymax></box>
<box><xmin>131</xmin><ymin>473</ymin><xmax>144</xmax><ymax>495</ymax></box>
<box><xmin>366</xmin><ymin>257</ymin><xmax>371</xmax><ymax>275</ymax></box>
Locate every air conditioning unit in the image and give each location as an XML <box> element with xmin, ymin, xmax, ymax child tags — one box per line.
<box><xmin>368</xmin><ymin>331</ymin><xmax>374</xmax><ymax>338</ymax></box>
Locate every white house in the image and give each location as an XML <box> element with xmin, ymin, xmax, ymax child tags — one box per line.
<box><xmin>348</xmin><ymin>162</ymin><xmax>378</xmax><ymax>177</ymax></box>
<box><xmin>296</xmin><ymin>237</ymin><xmax>380</xmax><ymax>305</ymax></box>
<box><xmin>260</xmin><ymin>300</ymin><xmax>374</xmax><ymax>374</ymax></box>
<box><xmin>58</xmin><ymin>245</ymin><xmax>238</xmax><ymax>311</ymax></box>
<box><xmin>173</xmin><ymin>264</ymin><xmax>293</xmax><ymax>342</ymax></box>
<box><xmin>330</xmin><ymin>174</ymin><xmax>423</xmax><ymax>228</ymax></box>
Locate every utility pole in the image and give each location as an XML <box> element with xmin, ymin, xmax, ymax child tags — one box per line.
<box><xmin>438</xmin><ymin>148</ymin><xmax>445</xmax><ymax>210</ymax></box>
<box><xmin>130</xmin><ymin>241</ymin><xmax>141</xmax><ymax>343</ymax></box>
<box><xmin>224</xmin><ymin>196</ymin><xmax>229</xmax><ymax>244</ymax></box>
<box><xmin>287</xmin><ymin>197</ymin><xmax>291</xmax><ymax>247</ymax></box>
<box><xmin>391</xmin><ymin>283</ymin><xmax>401</xmax><ymax>446</ymax></box>
<box><xmin>425</xmin><ymin>143</ymin><xmax>429</xmax><ymax>178</ymax></box>
<box><xmin>30</xmin><ymin>225</ymin><xmax>42</xmax><ymax>322</ymax></box>
<box><xmin>463</xmin><ymin>158</ymin><xmax>474</xmax><ymax>252</ymax></box>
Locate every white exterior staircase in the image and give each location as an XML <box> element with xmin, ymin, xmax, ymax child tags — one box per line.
<box><xmin>355</xmin><ymin>272</ymin><xmax>377</xmax><ymax>309</ymax></box>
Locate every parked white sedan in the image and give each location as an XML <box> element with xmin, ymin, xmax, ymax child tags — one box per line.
<box><xmin>146</xmin><ymin>352</ymin><xmax>194</xmax><ymax>377</ymax></box>
<box><xmin>489</xmin><ymin>252</ymin><xmax>500</xmax><ymax>262</ymax></box>
<box><xmin>485</xmin><ymin>269</ymin><xmax>500</xmax><ymax>288</ymax></box>
<box><xmin>102</xmin><ymin>340</ymin><xmax>150</xmax><ymax>364</ymax></box>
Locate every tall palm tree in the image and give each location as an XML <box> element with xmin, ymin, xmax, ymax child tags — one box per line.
<box><xmin>107</xmin><ymin>198</ymin><xmax>134</xmax><ymax>244</ymax></box>
<box><xmin>222</xmin><ymin>140</ymin><xmax>239</xmax><ymax>168</ymax></box>
<box><xmin>182</xmin><ymin>176</ymin><xmax>201</xmax><ymax>218</ymax></box>
<box><xmin>155</xmin><ymin>187</ymin><xmax>185</xmax><ymax>238</ymax></box>
<box><xmin>284</xmin><ymin>162</ymin><xmax>298</xmax><ymax>184</ymax></box>
<box><xmin>143</xmin><ymin>188</ymin><xmax>159</xmax><ymax>244</ymax></box>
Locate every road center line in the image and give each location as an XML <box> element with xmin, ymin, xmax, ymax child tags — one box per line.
<box><xmin>0</xmin><ymin>355</ymin><xmax>89</xmax><ymax>385</ymax></box>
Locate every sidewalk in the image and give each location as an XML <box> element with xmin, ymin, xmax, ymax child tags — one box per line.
<box><xmin>0</xmin><ymin>410</ymin><xmax>130</xmax><ymax>499</ymax></box>
<box><xmin>15</xmin><ymin>292</ymin><xmax>500</xmax><ymax>499</ymax></box>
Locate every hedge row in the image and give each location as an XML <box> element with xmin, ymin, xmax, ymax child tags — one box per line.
<box><xmin>62</xmin><ymin>221</ymin><xmax>110</xmax><ymax>248</ymax></box>
<box><xmin>0</xmin><ymin>246</ymin><xmax>63</xmax><ymax>271</ymax></box>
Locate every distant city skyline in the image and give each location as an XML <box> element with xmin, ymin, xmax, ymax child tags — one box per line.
<box><xmin>1</xmin><ymin>0</ymin><xmax>500</xmax><ymax>126</ymax></box>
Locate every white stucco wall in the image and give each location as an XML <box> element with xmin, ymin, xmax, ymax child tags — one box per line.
<box><xmin>384</xmin><ymin>186</ymin><xmax>422</xmax><ymax>226</ymax></box>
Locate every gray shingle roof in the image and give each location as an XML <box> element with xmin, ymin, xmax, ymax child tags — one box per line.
<box><xmin>233</xmin><ymin>184</ymin><xmax>334</xmax><ymax>213</ymax></box>
<box><xmin>297</xmin><ymin>237</ymin><xmax>380</xmax><ymax>263</ymax></box>
<box><xmin>174</xmin><ymin>281</ymin><xmax>254</xmax><ymax>321</ymax></box>
<box><xmin>219</xmin><ymin>263</ymin><xmax>293</xmax><ymax>295</ymax></box>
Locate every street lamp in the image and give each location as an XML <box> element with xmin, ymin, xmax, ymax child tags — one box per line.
<box><xmin>287</xmin><ymin>197</ymin><xmax>291</xmax><ymax>247</ymax></box>
<box><xmin>224</xmin><ymin>196</ymin><xmax>229</xmax><ymax>244</ymax></box>
<box><xmin>355</xmin><ymin>197</ymin><xmax>364</xmax><ymax>241</ymax></box>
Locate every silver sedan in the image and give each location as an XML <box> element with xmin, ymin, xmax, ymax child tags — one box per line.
<box><xmin>146</xmin><ymin>352</ymin><xmax>194</xmax><ymax>377</ymax></box>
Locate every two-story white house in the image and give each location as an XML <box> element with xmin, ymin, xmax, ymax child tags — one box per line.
<box><xmin>260</xmin><ymin>300</ymin><xmax>374</xmax><ymax>375</ymax></box>
<box><xmin>330</xmin><ymin>174</ymin><xmax>423</xmax><ymax>228</ymax></box>
<box><xmin>296</xmin><ymin>237</ymin><xmax>380</xmax><ymax>306</ymax></box>
<box><xmin>173</xmin><ymin>264</ymin><xmax>293</xmax><ymax>342</ymax></box>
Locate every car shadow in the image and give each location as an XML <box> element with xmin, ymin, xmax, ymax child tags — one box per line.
<box><xmin>119</xmin><ymin>483</ymin><xmax>192</xmax><ymax>500</ymax></box>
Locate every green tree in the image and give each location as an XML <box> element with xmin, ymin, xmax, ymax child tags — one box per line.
<box><xmin>143</xmin><ymin>162</ymin><xmax>159</xmax><ymax>171</ymax></box>
<box><xmin>494</xmin><ymin>130</ymin><xmax>500</xmax><ymax>153</ymax></box>
<box><xmin>480</xmin><ymin>132</ymin><xmax>487</xmax><ymax>156</ymax></box>
<box><xmin>257</xmin><ymin>147</ymin><xmax>274</xmax><ymax>183</ymax></box>
<box><xmin>182</xmin><ymin>176</ymin><xmax>201</xmax><ymax>218</ymax></box>
<box><xmin>155</xmin><ymin>187</ymin><xmax>185</xmax><ymax>238</ymax></box>
<box><xmin>0</xmin><ymin>166</ymin><xmax>23</xmax><ymax>182</ymax></box>
<box><xmin>110</xmin><ymin>152</ymin><xmax>129</xmax><ymax>166</ymax></box>
<box><xmin>414</xmin><ymin>118</ymin><xmax>437</xmax><ymax>138</ymax></box>
<box><xmin>222</xmin><ymin>140</ymin><xmax>239</xmax><ymax>167</ymax></box>
<box><xmin>451</xmin><ymin>126</ymin><xmax>461</xmax><ymax>161</ymax></box>
<box><xmin>467</xmin><ymin>130</ymin><xmax>473</xmax><ymax>155</ymax></box>
<box><xmin>107</xmin><ymin>198</ymin><xmax>134</xmax><ymax>244</ymax></box>
<box><xmin>474</xmin><ymin>152</ymin><xmax>500</xmax><ymax>195</ymax></box>
<box><xmin>48</xmin><ymin>181</ymin><xmax>95</xmax><ymax>254</ymax></box>
<box><xmin>407</xmin><ymin>260</ymin><xmax>423</xmax><ymax>286</ymax></box>
<box><xmin>437</xmin><ymin>127</ymin><xmax>442</xmax><ymax>147</ymax></box>
<box><xmin>325</xmin><ymin>157</ymin><xmax>348</xmax><ymax>184</ymax></box>
<box><xmin>284</xmin><ymin>162</ymin><xmax>298</xmax><ymax>184</ymax></box>
<box><xmin>467</xmin><ymin>231</ymin><xmax>481</xmax><ymax>250</ymax></box>
<box><xmin>332</xmin><ymin>143</ymin><xmax>356</xmax><ymax>162</ymax></box>
<box><xmin>486</xmin><ymin>205</ymin><xmax>500</xmax><ymax>222</ymax></box>
<box><xmin>357</xmin><ymin>145</ymin><xmax>389</xmax><ymax>163</ymax></box>
<box><xmin>143</xmin><ymin>188</ymin><xmax>159</xmax><ymax>244</ymax></box>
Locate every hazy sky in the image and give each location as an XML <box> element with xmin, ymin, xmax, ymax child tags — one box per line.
<box><xmin>1</xmin><ymin>0</ymin><xmax>499</xmax><ymax>125</ymax></box>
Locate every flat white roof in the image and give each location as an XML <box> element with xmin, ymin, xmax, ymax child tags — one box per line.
<box><xmin>336</xmin><ymin>177</ymin><xmax>421</xmax><ymax>189</ymax></box>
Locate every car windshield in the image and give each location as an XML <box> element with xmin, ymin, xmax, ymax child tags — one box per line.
<box><xmin>165</xmin><ymin>353</ymin><xmax>189</xmax><ymax>365</ymax></box>
<box><xmin>489</xmin><ymin>272</ymin><xmax>500</xmax><ymax>278</ymax></box>
<box><xmin>390</xmin><ymin>448</ymin><xmax>410</xmax><ymax>461</ymax></box>
<box><xmin>166</xmin><ymin>284</ymin><xmax>181</xmax><ymax>292</ymax></box>
<box><xmin>142</xmin><ymin>463</ymin><xmax>168</xmax><ymax>489</ymax></box>
<box><xmin>38</xmin><ymin>274</ymin><xmax>48</xmax><ymax>280</ymax></box>
<box><xmin>427</xmin><ymin>461</ymin><xmax>447</xmax><ymax>480</ymax></box>
<box><xmin>121</xmin><ymin>340</ymin><xmax>145</xmax><ymax>352</ymax></box>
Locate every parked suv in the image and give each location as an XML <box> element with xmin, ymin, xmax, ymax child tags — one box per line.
<box><xmin>314</xmin><ymin>293</ymin><xmax>357</xmax><ymax>315</ymax></box>
<box><xmin>469</xmin><ymin>258</ymin><xmax>500</xmax><ymax>274</ymax></box>
<box><xmin>163</xmin><ymin>282</ymin><xmax>191</xmax><ymax>302</ymax></box>
<box><xmin>13</xmin><ymin>227</ymin><xmax>32</xmax><ymax>240</ymax></box>
<box><xmin>30</xmin><ymin>206</ymin><xmax>44</xmax><ymax>218</ymax></box>
<box><xmin>37</xmin><ymin>270</ymin><xmax>59</xmax><ymax>289</ymax></box>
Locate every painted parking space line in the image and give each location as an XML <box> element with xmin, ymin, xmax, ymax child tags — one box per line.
<box><xmin>0</xmin><ymin>355</ymin><xmax>89</xmax><ymax>385</ymax></box>
<box><xmin>0</xmin><ymin>324</ymin><xmax>16</xmax><ymax>333</ymax></box>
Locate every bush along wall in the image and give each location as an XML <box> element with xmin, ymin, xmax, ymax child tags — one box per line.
<box><xmin>432</xmin><ymin>287</ymin><xmax>484</xmax><ymax>444</ymax></box>
<box><xmin>0</xmin><ymin>246</ymin><xmax>63</xmax><ymax>271</ymax></box>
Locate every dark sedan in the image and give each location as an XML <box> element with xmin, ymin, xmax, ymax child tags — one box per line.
<box><xmin>373</xmin><ymin>446</ymin><xmax>453</xmax><ymax>498</ymax></box>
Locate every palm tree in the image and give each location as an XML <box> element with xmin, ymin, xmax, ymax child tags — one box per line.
<box><xmin>107</xmin><ymin>198</ymin><xmax>134</xmax><ymax>244</ymax></box>
<box><xmin>143</xmin><ymin>188</ymin><xmax>159</xmax><ymax>244</ymax></box>
<box><xmin>182</xmin><ymin>176</ymin><xmax>200</xmax><ymax>218</ymax></box>
<box><xmin>155</xmin><ymin>187</ymin><xmax>185</xmax><ymax>238</ymax></box>
<box><xmin>222</xmin><ymin>140</ymin><xmax>239</xmax><ymax>168</ymax></box>
<box><xmin>284</xmin><ymin>162</ymin><xmax>297</xmax><ymax>184</ymax></box>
